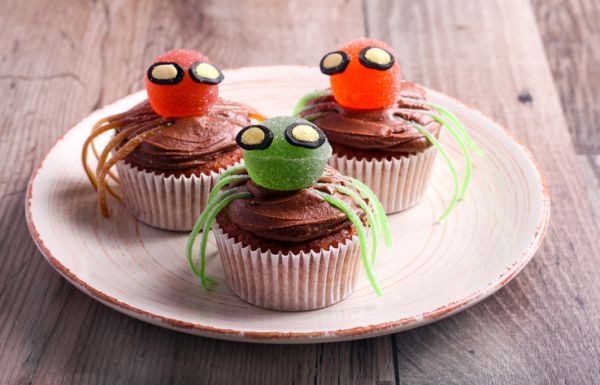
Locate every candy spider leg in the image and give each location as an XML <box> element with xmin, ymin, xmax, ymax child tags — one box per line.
<box><xmin>82</xmin><ymin>120</ymin><xmax>123</xmax><ymax>191</ymax></box>
<box><xmin>315</xmin><ymin>183</ymin><xmax>382</xmax><ymax>264</ymax></box>
<box><xmin>430</xmin><ymin>113</ymin><xmax>471</xmax><ymax>200</ymax></box>
<box><xmin>339</xmin><ymin>176</ymin><xmax>392</xmax><ymax>247</ymax></box>
<box><xmin>91</xmin><ymin>139</ymin><xmax>120</xmax><ymax>184</ymax></box>
<box><xmin>97</xmin><ymin>123</ymin><xmax>170</xmax><ymax>216</ymax></box>
<box><xmin>217</xmin><ymin>164</ymin><xmax>248</xmax><ymax>180</ymax></box>
<box><xmin>95</xmin><ymin>122</ymin><xmax>149</xmax><ymax>176</ymax></box>
<box><xmin>207</xmin><ymin>174</ymin><xmax>250</xmax><ymax>202</ymax></box>
<box><xmin>89</xmin><ymin>117</ymin><xmax>123</xmax><ymax>184</ymax></box>
<box><xmin>398</xmin><ymin>108</ymin><xmax>472</xmax><ymax>201</ymax></box>
<box><xmin>401</xmin><ymin>97</ymin><xmax>483</xmax><ymax>155</ymax></box>
<box><xmin>292</xmin><ymin>89</ymin><xmax>333</xmax><ymax>116</ymax></box>
<box><xmin>186</xmin><ymin>188</ymin><xmax>245</xmax><ymax>276</ymax></box>
<box><xmin>403</xmin><ymin>120</ymin><xmax>460</xmax><ymax>222</ymax></box>
<box><xmin>311</xmin><ymin>189</ymin><xmax>382</xmax><ymax>296</ymax></box>
<box><xmin>194</xmin><ymin>191</ymin><xmax>253</xmax><ymax>289</ymax></box>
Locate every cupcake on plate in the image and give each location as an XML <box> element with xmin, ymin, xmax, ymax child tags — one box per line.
<box><xmin>82</xmin><ymin>49</ymin><xmax>265</xmax><ymax>231</ymax></box>
<box><xmin>186</xmin><ymin>116</ymin><xmax>391</xmax><ymax>311</ymax></box>
<box><xmin>294</xmin><ymin>38</ymin><xmax>482</xmax><ymax>219</ymax></box>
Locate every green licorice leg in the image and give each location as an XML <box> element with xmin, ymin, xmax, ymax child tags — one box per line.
<box><xmin>408</xmin><ymin>121</ymin><xmax>460</xmax><ymax>222</ymax></box>
<box><xmin>315</xmin><ymin>183</ymin><xmax>381</xmax><ymax>264</ymax></box>
<box><xmin>291</xmin><ymin>89</ymin><xmax>333</xmax><ymax>116</ymax></box>
<box><xmin>301</xmin><ymin>112</ymin><xmax>328</xmax><ymax>122</ymax></box>
<box><xmin>402</xmin><ymin>97</ymin><xmax>484</xmax><ymax>155</ymax></box>
<box><xmin>340</xmin><ymin>176</ymin><xmax>392</xmax><ymax>247</ymax></box>
<box><xmin>218</xmin><ymin>164</ymin><xmax>247</xmax><ymax>180</ymax></box>
<box><xmin>207</xmin><ymin>174</ymin><xmax>250</xmax><ymax>202</ymax></box>
<box><xmin>186</xmin><ymin>188</ymin><xmax>241</xmax><ymax>277</ymax></box>
<box><xmin>399</xmin><ymin>108</ymin><xmax>472</xmax><ymax>201</ymax></box>
<box><xmin>315</xmin><ymin>183</ymin><xmax>382</xmax><ymax>235</ymax></box>
<box><xmin>196</xmin><ymin>192</ymin><xmax>253</xmax><ymax>289</ymax></box>
<box><xmin>429</xmin><ymin>113</ymin><xmax>472</xmax><ymax>200</ymax></box>
<box><xmin>312</xmin><ymin>189</ymin><xmax>382</xmax><ymax>296</ymax></box>
<box><xmin>427</xmin><ymin>102</ymin><xmax>484</xmax><ymax>155</ymax></box>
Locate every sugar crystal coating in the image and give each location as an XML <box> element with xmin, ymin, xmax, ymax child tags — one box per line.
<box><xmin>329</xmin><ymin>38</ymin><xmax>401</xmax><ymax>110</ymax></box>
<box><xmin>243</xmin><ymin>116</ymin><xmax>332</xmax><ymax>191</ymax></box>
<box><xmin>145</xmin><ymin>49</ymin><xmax>219</xmax><ymax>117</ymax></box>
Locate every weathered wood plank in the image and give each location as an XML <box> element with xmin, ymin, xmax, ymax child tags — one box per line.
<box><xmin>577</xmin><ymin>154</ymin><xmax>600</xmax><ymax>230</ymax></box>
<box><xmin>0</xmin><ymin>0</ymin><xmax>397</xmax><ymax>384</ymax></box>
<box><xmin>366</xmin><ymin>0</ymin><xmax>600</xmax><ymax>384</ymax></box>
<box><xmin>533</xmin><ymin>0</ymin><xmax>600</xmax><ymax>153</ymax></box>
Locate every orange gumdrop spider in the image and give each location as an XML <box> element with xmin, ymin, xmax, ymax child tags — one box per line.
<box><xmin>293</xmin><ymin>37</ymin><xmax>484</xmax><ymax>221</ymax></box>
<box><xmin>82</xmin><ymin>49</ymin><xmax>265</xmax><ymax>217</ymax></box>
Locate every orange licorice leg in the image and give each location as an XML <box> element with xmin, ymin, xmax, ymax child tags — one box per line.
<box><xmin>94</xmin><ymin>124</ymin><xmax>144</xmax><ymax>202</ymax></box>
<box><xmin>97</xmin><ymin>123</ymin><xmax>169</xmax><ymax>217</ymax></box>
<box><xmin>94</xmin><ymin>121</ymin><xmax>157</xmax><ymax>176</ymax></box>
<box><xmin>92</xmin><ymin>111</ymin><xmax>131</xmax><ymax>131</ymax></box>
<box><xmin>96</xmin><ymin>119</ymin><xmax>160</xmax><ymax>201</ymax></box>
<box><xmin>249</xmin><ymin>111</ymin><xmax>267</xmax><ymax>122</ymax></box>
<box><xmin>82</xmin><ymin>120</ymin><xmax>124</xmax><ymax>191</ymax></box>
<box><xmin>94</xmin><ymin>116</ymin><xmax>163</xmax><ymax>201</ymax></box>
<box><xmin>91</xmin><ymin>140</ymin><xmax>120</xmax><ymax>184</ymax></box>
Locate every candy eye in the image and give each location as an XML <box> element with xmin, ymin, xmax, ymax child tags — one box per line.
<box><xmin>284</xmin><ymin>122</ymin><xmax>326</xmax><ymax>149</ymax></box>
<box><xmin>319</xmin><ymin>51</ymin><xmax>350</xmax><ymax>75</ymax></box>
<box><xmin>189</xmin><ymin>62</ymin><xmax>224</xmax><ymax>85</ymax></box>
<box><xmin>236</xmin><ymin>125</ymin><xmax>274</xmax><ymax>150</ymax></box>
<box><xmin>358</xmin><ymin>46</ymin><xmax>395</xmax><ymax>71</ymax></box>
<box><xmin>147</xmin><ymin>62</ymin><xmax>185</xmax><ymax>85</ymax></box>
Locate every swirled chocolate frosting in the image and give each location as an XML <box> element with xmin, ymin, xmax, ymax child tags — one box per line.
<box><xmin>223</xmin><ymin>166</ymin><xmax>363</xmax><ymax>243</ymax></box>
<box><xmin>300</xmin><ymin>82</ymin><xmax>441</xmax><ymax>155</ymax></box>
<box><xmin>116</xmin><ymin>99</ymin><xmax>254</xmax><ymax>176</ymax></box>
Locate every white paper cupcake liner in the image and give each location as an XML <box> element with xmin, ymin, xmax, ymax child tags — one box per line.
<box><xmin>214</xmin><ymin>226</ymin><xmax>362</xmax><ymax>311</ymax></box>
<box><xmin>116</xmin><ymin>161</ymin><xmax>235</xmax><ymax>231</ymax></box>
<box><xmin>329</xmin><ymin>146</ymin><xmax>438</xmax><ymax>214</ymax></box>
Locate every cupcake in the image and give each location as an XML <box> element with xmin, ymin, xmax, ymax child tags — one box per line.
<box><xmin>81</xmin><ymin>49</ymin><xmax>265</xmax><ymax>231</ymax></box>
<box><xmin>186</xmin><ymin>116</ymin><xmax>391</xmax><ymax>311</ymax></box>
<box><xmin>294</xmin><ymin>38</ymin><xmax>481</xmax><ymax>219</ymax></box>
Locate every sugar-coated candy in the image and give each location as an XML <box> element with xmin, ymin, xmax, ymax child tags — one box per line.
<box><xmin>237</xmin><ymin>116</ymin><xmax>332</xmax><ymax>191</ymax></box>
<box><xmin>324</xmin><ymin>38</ymin><xmax>401</xmax><ymax>110</ymax></box>
<box><xmin>145</xmin><ymin>49</ymin><xmax>222</xmax><ymax>117</ymax></box>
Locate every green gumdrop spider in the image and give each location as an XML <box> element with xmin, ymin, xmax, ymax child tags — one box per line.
<box><xmin>187</xmin><ymin>116</ymin><xmax>390</xmax><ymax>294</ymax></box>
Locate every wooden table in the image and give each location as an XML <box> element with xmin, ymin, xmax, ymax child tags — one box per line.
<box><xmin>1</xmin><ymin>0</ymin><xmax>598</xmax><ymax>383</ymax></box>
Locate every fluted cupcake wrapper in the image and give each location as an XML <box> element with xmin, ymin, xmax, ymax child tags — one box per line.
<box><xmin>116</xmin><ymin>161</ymin><xmax>234</xmax><ymax>231</ymax></box>
<box><xmin>214</xmin><ymin>226</ymin><xmax>362</xmax><ymax>312</ymax></box>
<box><xmin>328</xmin><ymin>146</ymin><xmax>438</xmax><ymax>215</ymax></box>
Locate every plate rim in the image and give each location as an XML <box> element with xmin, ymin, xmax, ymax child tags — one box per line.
<box><xmin>24</xmin><ymin>65</ymin><xmax>551</xmax><ymax>343</ymax></box>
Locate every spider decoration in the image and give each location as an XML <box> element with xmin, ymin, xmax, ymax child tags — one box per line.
<box><xmin>292</xmin><ymin>38</ymin><xmax>483</xmax><ymax>221</ymax></box>
<box><xmin>81</xmin><ymin>49</ymin><xmax>263</xmax><ymax>216</ymax></box>
<box><xmin>186</xmin><ymin>116</ymin><xmax>392</xmax><ymax>295</ymax></box>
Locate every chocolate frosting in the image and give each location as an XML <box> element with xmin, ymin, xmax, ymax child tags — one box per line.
<box><xmin>300</xmin><ymin>82</ymin><xmax>441</xmax><ymax>154</ymax></box>
<box><xmin>116</xmin><ymin>99</ymin><xmax>254</xmax><ymax>174</ymax></box>
<box><xmin>224</xmin><ymin>167</ymin><xmax>363</xmax><ymax>243</ymax></box>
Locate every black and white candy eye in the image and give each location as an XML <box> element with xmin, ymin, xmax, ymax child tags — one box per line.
<box><xmin>284</xmin><ymin>122</ymin><xmax>326</xmax><ymax>149</ymax></box>
<box><xmin>189</xmin><ymin>62</ymin><xmax>224</xmax><ymax>85</ymax></box>
<box><xmin>236</xmin><ymin>125</ymin><xmax>274</xmax><ymax>150</ymax></box>
<box><xmin>358</xmin><ymin>46</ymin><xmax>395</xmax><ymax>71</ymax></box>
<box><xmin>147</xmin><ymin>62</ymin><xmax>185</xmax><ymax>85</ymax></box>
<box><xmin>319</xmin><ymin>51</ymin><xmax>351</xmax><ymax>75</ymax></box>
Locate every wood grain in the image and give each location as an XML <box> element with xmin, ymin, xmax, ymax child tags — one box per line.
<box><xmin>1</xmin><ymin>0</ymin><xmax>599</xmax><ymax>383</ymax></box>
<box><xmin>533</xmin><ymin>0</ymin><xmax>600</xmax><ymax>306</ymax></box>
<box><xmin>577</xmin><ymin>154</ymin><xmax>600</xmax><ymax>230</ymax></box>
<box><xmin>533</xmin><ymin>0</ymin><xmax>600</xmax><ymax>153</ymax></box>
<box><xmin>366</xmin><ymin>0</ymin><xmax>600</xmax><ymax>383</ymax></box>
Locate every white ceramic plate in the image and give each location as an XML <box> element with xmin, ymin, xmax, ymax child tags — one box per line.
<box><xmin>26</xmin><ymin>66</ymin><xmax>550</xmax><ymax>343</ymax></box>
